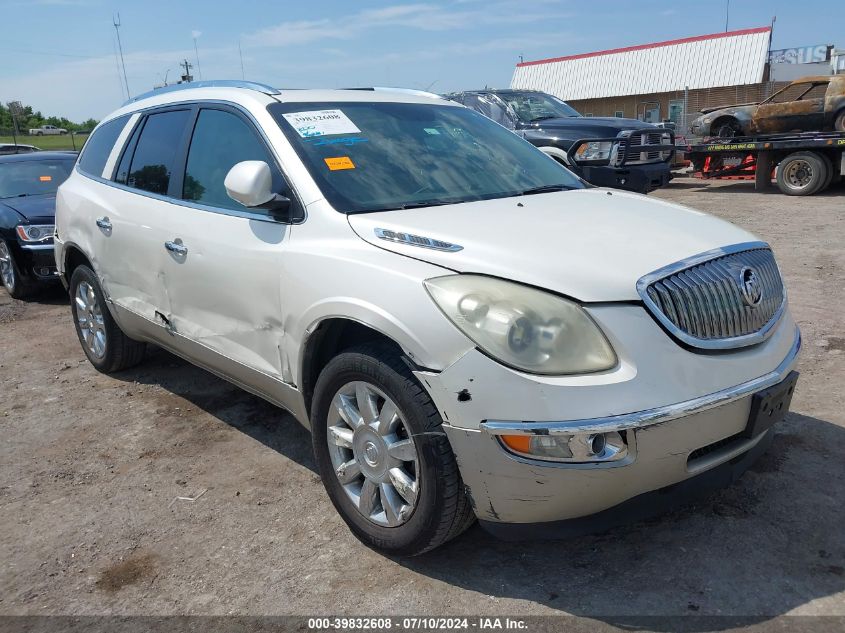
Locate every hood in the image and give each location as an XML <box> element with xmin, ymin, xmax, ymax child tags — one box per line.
<box><xmin>699</xmin><ymin>103</ymin><xmax>759</xmax><ymax>115</ymax></box>
<box><xmin>0</xmin><ymin>193</ymin><xmax>56</xmax><ymax>222</ymax></box>
<box><xmin>347</xmin><ymin>189</ymin><xmax>757</xmax><ymax>302</ymax></box>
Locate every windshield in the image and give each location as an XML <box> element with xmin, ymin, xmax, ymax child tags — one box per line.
<box><xmin>0</xmin><ymin>159</ymin><xmax>75</xmax><ymax>198</ymax></box>
<box><xmin>495</xmin><ymin>92</ymin><xmax>581</xmax><ymax>122</ymax></box>
<box><xmin>270</xmin><ymin>101</ymin><xmax>583</xmax><ymax>213</ymax></box>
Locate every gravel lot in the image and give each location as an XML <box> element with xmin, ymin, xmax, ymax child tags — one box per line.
<box><xmin>1</xmin><ymin>177</ymin><xmax>843</xmax><ymax>624</ymax></box>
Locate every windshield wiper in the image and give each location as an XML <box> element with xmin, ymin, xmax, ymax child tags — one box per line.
<box><xmin>529</xmin><ymin>115</ymin><xmax>559</xmax><ymax>122</ymax></box>
<box><xmin>519</xmin><ymin>184</ymin><xmax>575</xmax><ymax>196</ymax></box>
<box><xmin>376</xmin><ymin>200</ymin><xmax>455</xmax><ymax>212</ymax></box>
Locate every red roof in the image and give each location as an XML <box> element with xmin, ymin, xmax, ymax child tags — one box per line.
<box><xmin>516</xmin><ymin>26</ymin><xmax>772</xmax><ymax>68</ymax></box>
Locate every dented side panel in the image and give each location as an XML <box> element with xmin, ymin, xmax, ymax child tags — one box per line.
<box><xmin>161</xmin><ymin>206</ymin><xmax>290</xmax><ymax>381</ymax></box>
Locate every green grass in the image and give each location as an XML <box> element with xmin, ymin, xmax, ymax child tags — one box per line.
<box><xmin>0</xmin><ymin>134</ymin><xmax>88</xmax><ymax>151</ymax></box>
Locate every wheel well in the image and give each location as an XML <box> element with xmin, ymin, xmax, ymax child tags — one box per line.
<box><xmin>710</xmin><ymin>115</ymin><xmax>740</xmax><ymax>133</ymax></box>
<box><xmin>301</xmin><ymin>319</ymin><xmax>404</xmax><ymax>414</ymax></box>
<box><xmin>64</xmin><ymin>246</ymin><xmax>92</xmax><ymax>280</ymax></box>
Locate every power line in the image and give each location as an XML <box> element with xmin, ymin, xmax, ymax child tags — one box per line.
<box><xmin>0</xmin><ymin>47</ymin><xmax>98</xmax><ymax>59</ymax></box>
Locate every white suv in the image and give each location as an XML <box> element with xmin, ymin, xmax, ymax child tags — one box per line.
<box><xmin>55</xmin><ymin>81</ymin><xmax>800</xmax><ymax>555</ymax></box>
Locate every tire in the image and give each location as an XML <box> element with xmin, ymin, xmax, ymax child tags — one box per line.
<box><xmin>311</xmin><ymin>342</ymin><xmax>475</xmax><ymax>556</ymax></box>
<box><xmin>712</xmin><ymin>118</ymin><xmax>741</xmax><ymax>138</ymax></box>
<box><xmin>835</xmin><ymin>110</ymin><xmax>845</xmax><ymax>132</ymax></box>
<box><xmin>0</xmin><ymin>239</ymin><xmax>36</xmax><ymax>300</ymax></box>
<box><xmin>776</xmin><ymin>151</ymin><xmax>827</xmax><ymax>196</ymax></box>
<box><xmin>69</xmin><ymin>265</ymin><xmax>146</xmax><ymax>373</ymax></box>
<box><xmin>818</xmin><ymin>153</ymin><xmax>834</xmax><ymax>193</ymax></box>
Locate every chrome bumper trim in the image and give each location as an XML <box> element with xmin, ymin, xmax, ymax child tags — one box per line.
<box><xmin>20</xmin><ymin>243</ymin><xmax>54</xmax><ymax>251</ymax></box>
<box><xmin>482</xmin><ymin>328</ymin><xmax>800</xmax><ymax>436</ymax></box>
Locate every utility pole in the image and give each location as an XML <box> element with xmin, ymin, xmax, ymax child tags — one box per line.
<box><xmin>725</xmin><ymin>0</ymin><xmax>730</xmax><ymax>32</ymax></box>
<box><xmin>113</xmin><ymin>13</ymin><xmax>130</xmax><ymax>99</ymax></box>
<box><xmin>179</xmin><ymin>59</ymin><xmax>194</xmax><ymax>83</ymax></box>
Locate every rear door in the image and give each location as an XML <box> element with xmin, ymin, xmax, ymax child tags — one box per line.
<box><xmin>96</xmin><ymin>107</ymin><xmax>194</xmax><ymax>324</ymax></box>
<box><xmin>754</xmin><ymin>82</ymin><xmax>827</xmax><ymax>134</ymax></box>
<box><xmin>159</xmin><ymin>104</ymin><xmax>298</xmax><ymax>381</ymax></box>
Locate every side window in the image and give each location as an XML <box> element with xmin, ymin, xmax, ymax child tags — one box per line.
<box><xmin>114</xmin><ymin>121</ymin><xmax>143</xmax><ymax>185</ymax></box>
<box><xmin>799</xmin><ymin>83</ymin><xmax>828</xmax><ymax>100</ymax></box>
<box><xmin>182</xmin><ymin>108</ymin><xmax>278</xmax><ymax>211</ymax></box>
<box><xmin>768</xmin><ymin>84</ymin><xmax>811</xmax><ymax>104</ymax></box>
<box><xmin>77</xmin><ymin>115</ymin><xmax>130</xmax><ymax>177</ymax></box>
<box><xmin>126</xmin><ymin>109</ymin><xmax>191</xmax><ymax>195</ymax></box>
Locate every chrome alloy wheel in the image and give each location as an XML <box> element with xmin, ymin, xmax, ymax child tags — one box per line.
<box><xmin>326</xmin><ymin>381</ymin><xmax>420</xmax><ymax>527</ymax></box>
<box><xmin>75</xmin><ymin>281</ymin><xmax>107</xmax><ymax>359</ymax></box>
<box><xmin>783</xmin><ymin>159</ymin><xmax>814</xmax><ymax>190</ymax></box>
<box><xmin>0</xmin><ymin>242</ymin><xmax>15</xmax><ymax>290</ymax></box>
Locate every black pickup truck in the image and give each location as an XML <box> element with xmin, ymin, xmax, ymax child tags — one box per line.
<box><xmin>445</xmin><ymin>89</ymin><xmax>674</xmax><ymax>193</ymax></box>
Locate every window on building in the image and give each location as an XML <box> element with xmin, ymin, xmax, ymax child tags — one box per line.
<box><xmin>584</xmin><ymin>113</ymin><xmax>594</xmax><ymax>117</ymax></box>
<box><xmin>614</xmin><ymin>110</ymin><xmax>624</xmax><ymax>118</ymax></box>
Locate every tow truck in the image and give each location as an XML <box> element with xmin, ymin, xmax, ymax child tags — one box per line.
<box><xmin>686</xmin><ymin>131</ymin><xmax>845</xmax><ymax>196</ymax></box>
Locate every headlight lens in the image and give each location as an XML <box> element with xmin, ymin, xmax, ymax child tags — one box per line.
<box><xmin>424</xmin><ymin>275</ymin><xmax>617</xmax><ymax>375</ymax></box>
<box><xmin>574</xmin><ymin>141</ymin><xmax>612</xmax><ymax>162</ymax></box>
<box><xmin>16</xmin><ymin>224</ymin><xmax>55</xmax><ymax>242</ymax></box>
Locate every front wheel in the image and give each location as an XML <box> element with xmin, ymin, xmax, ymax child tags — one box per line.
<box><xmin>69</xmin><ymin>265</ymin><xmax>146</xmax><ymax>373</ymax></box>
<box><xmin>311</xmin><ymin>342</ymin><xmax>475</xmax><ymax>555</ymax></box>
<box><xmin>0</xmin><ymin>240</ymin><xmax>36</xmax><ymax>299</ymax></box>
<box><xmin>713</xmin><ymin>119</ymin><xmax>741</xmax><ymax>138</ymax></box>
<box><xmin>835</xmin><ymin>110</ymin><xmax>845</xmax><ymax>132</ymax></box>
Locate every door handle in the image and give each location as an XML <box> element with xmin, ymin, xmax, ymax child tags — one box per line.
<box><xmin>164</xmin><ymin>240</ymin><xmax>188</xmax><ymax>256</ymax></box>
<box><xmin>96</xmin><ymin>216</ymin><xmax>112</xmax><ymax>230</ymax></box>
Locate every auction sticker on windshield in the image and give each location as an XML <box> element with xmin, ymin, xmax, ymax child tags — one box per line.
<box><xmin>282</xmin><ymin>110</ymin><xmax>361</xmax><ymax>138</ymax></box>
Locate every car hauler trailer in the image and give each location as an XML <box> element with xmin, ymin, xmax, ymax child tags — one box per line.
<box><xmin>687</xmin><ymin>131</ymin><xmax>845</xmax><ymax>196</ymax></box>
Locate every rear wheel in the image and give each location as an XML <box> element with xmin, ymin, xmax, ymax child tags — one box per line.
<box><xmin>69</xmin><ymin>265</ymin><xmax>146</xmax><ymax>373</ymax></box>
<box><xmin>0</xmin><ymin>240</ymin><xmax>36</xmax><ymax>299</ymax></box>
<box><xmin>311</xmin><ymin>342</ymin><xmax>475</xmax><ymax>555</ymax></box>
<box><xmin>776</xmin><ymin>151</ymin><xmax>827</xmax><ymax>196</ymax></box>
<box><xmin>818</xmin><ymin>153</ymin><xmax>835</xmax><ymax>192</ymax></box>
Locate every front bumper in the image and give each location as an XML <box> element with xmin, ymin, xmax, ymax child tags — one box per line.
<box><xmin>579</xmin><ymin>162</ymin><xmax>672</xmax><ymax>193</ymax></box>
<box><xmin>416</xmin><ymin>303</ymin><xmax>800</xmax><ymax>531</ymax></box>
<box><xmin>15</xmin><ymin>242</ymin><xmax>59</xmax><ymax>282</ymax></box>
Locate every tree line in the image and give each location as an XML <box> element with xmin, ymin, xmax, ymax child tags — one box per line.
<box><xmin>1</xmin><ymin>101</ymin><xmax>98</xmax><ymax>134</ymax></box>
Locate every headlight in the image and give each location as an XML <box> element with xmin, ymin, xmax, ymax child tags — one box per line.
<box><xmin>16</xmin><ymin>224</ymin><xmax>55</xmax><ymax>242</ymax></box>
<box><xmin>424</xmin><ymin>275</ymin><xmax>617</xmax><ymax>375</ymax></box>
<box><xmin>574</xmin><ymin>141</ymin><xmax>612</xmax><ymax>162</ymax></box>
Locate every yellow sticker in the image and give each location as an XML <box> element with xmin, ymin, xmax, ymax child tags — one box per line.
<box><xmin>324</xmin><ymin>156</ymin><xmax>355</xmax><ymax>171</ymax></box>
<box><xmin>39</xmin><ymin>175</ymin><xmax>52</xmax><ymax>182</ymax></box>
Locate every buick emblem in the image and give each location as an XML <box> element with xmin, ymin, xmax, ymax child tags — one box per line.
<box><xmin>739</xmin><ymin>267</ymin><xmax>763</xmax><ymax>307</ymax></box>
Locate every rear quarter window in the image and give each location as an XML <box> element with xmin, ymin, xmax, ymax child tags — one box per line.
<box><xmin>77</xmin><ymin>115</ymin><xmax>131</xmax><ymax>177</ymax></box>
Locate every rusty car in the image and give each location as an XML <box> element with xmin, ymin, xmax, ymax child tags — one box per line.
<box><xmin>691</xmin><ymin>75</ymin><xmax>845</xmax><ymax>138</ymax></box>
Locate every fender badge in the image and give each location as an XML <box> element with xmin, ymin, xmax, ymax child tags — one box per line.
<box><xmin>374</xmin><ymin>228</ymin><xmax>463</xmax><ymax>252</ymax></box>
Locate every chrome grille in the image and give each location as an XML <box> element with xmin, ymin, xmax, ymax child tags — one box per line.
<box><xmin>619</xmin><ymin>131</ymin><xmax>673</xmax><ymax>164</ymax></box>
<box><xmin>638</xmin><ymin>244</ymin><xmax>785</xmax><ymax>350</ymax></box>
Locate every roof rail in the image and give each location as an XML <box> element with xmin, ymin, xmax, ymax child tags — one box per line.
<box><xmin>125</xmin><ymin>80</ymin><xmax>280</xmax><ymax>105</ymax></box>
<box><xmin>345</xmin><ymin>87</ymin><xmax>443</xmax><ymax>100</ymax></box>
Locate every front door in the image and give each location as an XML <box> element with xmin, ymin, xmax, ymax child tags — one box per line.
<box><xmin>160</xmin><ymin>106</ymin><xmax>293</xmax><ymax>382</ymax></box>
<box><xmin>754</xmin><ymin>82</ymin><xmax>827</xmax><ymax>134</ymax></box>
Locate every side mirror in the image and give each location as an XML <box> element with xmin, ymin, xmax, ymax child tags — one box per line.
<box><xmin>224</xmin><ymin>161</ymin><xmax>290</xmax><ymax>213</ymax></box>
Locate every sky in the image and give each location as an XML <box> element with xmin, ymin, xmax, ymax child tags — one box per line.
<box><xmin>1</xmin><ymin>0</ymin><xmax>843</xmax><ymax>122</ymax></box>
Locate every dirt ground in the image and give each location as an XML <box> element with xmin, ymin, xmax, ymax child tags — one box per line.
<box><xmin>1</xmin><ymin>177</ymin><xmax>843</xmax><ymax>624</ymax></box>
